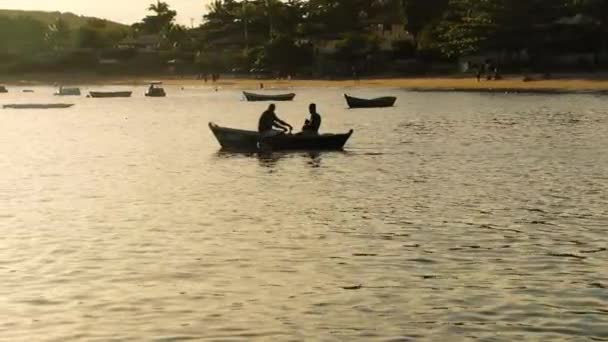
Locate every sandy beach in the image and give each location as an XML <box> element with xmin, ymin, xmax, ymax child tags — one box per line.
<box><xmin>2</xmin><ymin>72</ymin><xmax>608</xmax><ymax>93</ymax></box>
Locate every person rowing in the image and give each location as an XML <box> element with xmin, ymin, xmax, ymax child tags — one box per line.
<box><xmin>258</xmin><ymin>104</ymin><xmax>293</xmax><ymax>138</ymax></box>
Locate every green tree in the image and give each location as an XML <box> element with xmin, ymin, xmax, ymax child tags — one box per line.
<box><xmin>134</xmin><ymin>1</ymin><xmax>177</xmax><ymax>34</ymax></box>
<box><xmin>45</xmin><ymin>18</ymin><xmax>72</xmax><ymax>50</ymax></box>
<box><xmin>433</xmin><ymin>0</ymin><xmax>506</xmax><ymax>57</ymax></box>
<box><xmin>164</xmin><ymin>24</ymin><xmax>192</xmax><ymax>50</ymax></box>
<box><xmin>401</xmin><ymin>0</ymin><xmax>449</xmax><ymax>48</ymax></box>
<box><xmin>255</xmin><ymin>34</ymin><xmax>313</xmax><ymax>74</ymax></box>
<box><xmin>76</xmin><ymin>18</ymin><xmax>127</xmax><ymax>49</ymax></box>
<box><xmin>0</xmin><ymin>16</ymin><xmax>48</xmax><ymax>53</ymax></box>
<box><xmin>78</xmin><ymin>25</ymin><xmax>107</xmax><ymax>48</ymax></box>
<box><xmin>334</xmin><ymin>33</ymin><xmax>378</xmax><ymax>63</ymax></box>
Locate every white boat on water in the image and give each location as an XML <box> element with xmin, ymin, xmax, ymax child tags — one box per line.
<box><xmin>145</xmin><ymin>82</ymin><xmax>166</xmax><ymax>97</ymax></box>
<box><xmin>3</xmin><ymin>103</ymin><xmax>74</xmax><ymax>109</ymax></box>
<box><xmin>55</xmin><ymin>86</ymin><xmax>81</xmax><ymax>96</ymax></box>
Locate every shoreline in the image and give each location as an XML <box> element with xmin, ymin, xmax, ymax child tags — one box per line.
<box><xmin>2</xmin><ymin>72</ymin><xmax>608</xmax><ymax>94</ymax></box>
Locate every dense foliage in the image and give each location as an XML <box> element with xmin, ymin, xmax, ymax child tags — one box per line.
<box><xmin>197</xmin><ymin>0</ymin><xmax>608</xmax><ymax>74</ymax></box>
<box><xmin>2</xmin><ymin>0</ymin><xmax>607</xmax><ymax>75</ymax></box>
<box><xmin>0</xmin><ymin>10</ymin><xmax>129</xmax><ymax>72</ymax></box>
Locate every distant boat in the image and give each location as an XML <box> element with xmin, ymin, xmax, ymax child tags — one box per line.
<box><xmin>145</xmin><ymin>82</ymin><xmax>166</xmax><ymax>97</ymax></box>
<box><xmin>55</xmin><ymin>87</ymin><xmax>81</xmax><ymax>96</ymax></box>
<box><xmin>89</xmin><ymin>91</ymin><xmax>132</xmax><ymax>98</ymax></box>
<box><xmin>3</xmin><ymin>103</ymin><xmax>74</xmax><ymax>109</ymax></box>
<box><xmin>0</xmin><ymin>86</ymin><xmax>7</xmax><ymax>93</ymax></box>
<box><xmin>209</xmin><ymin>122</ymin><xmax>353</xmax><ymax>152</ymax></box>
<box><xmin>344</xmin><ymin>94</ymin><xmax>397</xmax><ymax>108</ymax></box>
<box><xmin>243</xmin><ymin>91</ymin><xmax>295</xmax><ymax>102</ymax></box>
<box><xmin>22</xmin><ymin>89</ymin><xmax>35</xmax><ymax>93</ymax></box>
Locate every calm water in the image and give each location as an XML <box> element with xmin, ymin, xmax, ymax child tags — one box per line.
<box><xmin>1</xmin><ymin>86</ymin><xmax>607</xmax><ymax>341</ymax></box>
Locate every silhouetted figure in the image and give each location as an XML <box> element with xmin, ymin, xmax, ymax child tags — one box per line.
<box><xmin>258</xmin><ymin>104</ymin><xmax>293</xmax><ymax>137</ymax></box>
<box><xmin>485</xmin><ymin>60</ymin><xmax>494</xmax><ymax>81</ymax></box>
<box><xmin>260</xmin><ymin>83</ymin><xmax>264</xmax><ymax>89</ymax></box>
<box><xmin>475</xmin><ymin>64</ymin><xmax>482</xmax><ymax>82</ymax></box>
<box><xmin>301</xmin><ymin>103</ymin><xmax>322</xmax><ymax>134</ymax></box>
<box><xmin>493</xmin><ymin>66</ymin><xmax>502</xmax><ymax>80</ymax></box>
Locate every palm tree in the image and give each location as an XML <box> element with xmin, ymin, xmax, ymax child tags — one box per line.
<box><xmin>149</xmin><ymin>1</ymin><xmax>171</xmax><ymax>16</ymax></box>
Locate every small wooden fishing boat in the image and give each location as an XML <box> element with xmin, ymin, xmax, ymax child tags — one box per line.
<box><xmin>0</xmin><ymin>86</ymin><xmax>7</xmax><ymax>93</ymax></box>
<box><xmin>145</xmin><ymin>82</ymin><xmax>166</xmax><ymax>97</ymax></box>
<box><xmin>89</xmin><ymin>91</ymin><xmax>132</xmax><ymax>98</ymax></box>
<box><xmin>243</xmin><ymin>91</ymin><xmax>295</xmax><ymax>102</ymax></box>
<box><xmin>344</xmin><ymin>94</ymin><xmax>397</xmax><ymax>108</ymax></box>
<box><xmin>3</xmin><ymin>103</ymin><xmax>74</xmax><ymax>109</ymax></box>
<box><xmin>209</xmin><ymin>122</ymin><xmax>353</xmax><ymax>151</ymax></box>
<box><xmin>55</xmin><ymin>87</ymin><xmax>81</xmax><ymax>96</ymax></box>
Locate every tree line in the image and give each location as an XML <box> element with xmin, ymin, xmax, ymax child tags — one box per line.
<box><xmin>196</xmin><ymin>0</ymin><xmax>608</xmax><ymax>74</ymax></box>
<box><xmin>1</xmin><ymin>0</ymin><xmax>607</xmax><ymax>75</ymax></box>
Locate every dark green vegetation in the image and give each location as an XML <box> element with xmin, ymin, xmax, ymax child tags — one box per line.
<box><xmin>0</xmin><ymin>10</ymin><xmax>129</xmax><ymax>72</ymax></box>
<box><xmin>1</xmin><ymin>0</ymin><xmax>607</xmax><ymax>77</ymax></box>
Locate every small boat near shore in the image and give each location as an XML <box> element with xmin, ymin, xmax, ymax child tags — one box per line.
<box><xmin>209</xmin><ymin>122</ymin><xmax>353</xmax><ymax>151</ymax></box>
<box><xmin>243</xmin><ymin>91</ymin><xmax>296</xmax><ymax>102</ymax></box>
<box><xmin>345</xmin><ymin>94</ymin><xmax>397</xmax><ymax>108</ymax></box>
<box><xmin>145</xmin><ymin>82</ymin><xmax>166</xmax><ymax>97</ymax></box>
<box><xmin>3</xmin><ymin>103</ymin><xmax>74</xmax><ymax>109</ymax></box>
<box><xmin>0</xmin><ymin>86</ymin><xmax>7</xmax><ymax>93</ymax></box>
<box><xmin>89</xmin><ymin>91</ymin><xmax>132</xmax><ymax>98</ymax></box>
<box><xmin>55</xmin><ymin>87</ymin><xmax>81</xmax><ymax>96</ymax></box>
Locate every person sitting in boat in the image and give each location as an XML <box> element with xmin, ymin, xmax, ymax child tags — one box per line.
<box><xmin>258</xmin><ymin>104</ymin><xmax>293</xmax><ymax>137</ymax></box>
<box><xmin>301</xmin><ymin>103</ymin><xmax>322</xmax><ymax>135</ymax></box>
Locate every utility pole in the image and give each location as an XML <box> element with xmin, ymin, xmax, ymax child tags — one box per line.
<box><xmin>266</xmin><ymin>0</ymin><xmax>274</xmax><ymax>38</ymax></box>
<box><xmin>244</xmin><ymin>0</ymin><xmax>249</xmax><ymax>51</ymax></box>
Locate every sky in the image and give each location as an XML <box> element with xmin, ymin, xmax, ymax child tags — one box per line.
<box><xmin>0</xmin><ymin>0</ymin><xmax>212</xmax><ymax>26</ymax></box>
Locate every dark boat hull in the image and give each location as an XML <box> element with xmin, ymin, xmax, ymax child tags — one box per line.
<box><xmin>89</xmin><ymin>91</ymin><xmax>133</xmax><ymax>98</ymax></box>
<box><xmin>55</xmin><ymin>88</ymin><xmax>81</xmax><ymax>96</ymax></box>
<box><xmin>345</xmin><ymin>94</ymin><xmax>396</xmax><ymax>108</ymax></box>
<box><xmin>209</xmin><ymin>123</ymin><xmax>353</xmax><ymax>151</ymax></box>
<box><xmin>243</xmin><ymin>91</ymin><xmax>296</xmax><ymax>102</ymax></box>
<box><xmin>145</xmin><ymin>89</ymin><xmax>166</xmax><ymax>97</ymax></box>
<box><xmin>3</xmin><ymin>103</ymin><xmax>74</xmax><ymax>109</ymax></box>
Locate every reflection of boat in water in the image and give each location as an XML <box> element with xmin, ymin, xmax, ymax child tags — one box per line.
<box><xmin>209</xmin><ymin>122</ymin><xmax>353</xmax><ymax>152</ymax></box>
<box><xmin>89</xmin><ymin>91</ymin><xmax>132</xmax><ymax>98</ymax></box>
<box><xmin>145</xmin><ymin>82</ymin><xmax>166</xmax><ymax>97</ymax></box>
<box><xmin>243</xmin><ymin>91</ymin><xmax>295</xmax><ymax>102</ymax></box>
<box><xmin>0</xmin><ymin>86</ymin><xmax>7</xmax><ymax>93</ymax></box>
<box><xmin>3</xmin><ymin>103</ymin><xmax>74</xmax><ymax>109</ymax></box>
<box><xmin>344</xmin><ymin>94</ymin><xmax>396</xmax><ymax>108</ymax></box>
<box><xmin>215</xmin><ymin>150</ymin><xmax>329</xmax><ymax>168</ymax></box>
<box><xmin>55</xmin><ymin>87</ymin><xmax>81</xmax><ymax>96</ymax></box>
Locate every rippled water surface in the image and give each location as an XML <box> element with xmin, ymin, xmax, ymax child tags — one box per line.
<box><xmin>1</xmin><ymin>85</ymin><xmax>608</xmax><ymax>341</ymax></box>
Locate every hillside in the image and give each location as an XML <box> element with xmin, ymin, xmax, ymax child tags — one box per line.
<box><xmin>0</xmin><ymin>9</ymin><xmax>128</xmax><ymax>30</ymax></box>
